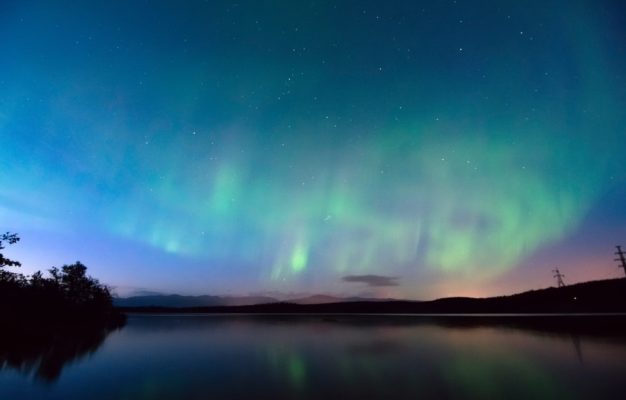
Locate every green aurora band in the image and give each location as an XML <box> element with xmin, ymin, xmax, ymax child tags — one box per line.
<box><xmin>0</xmin><ymin>0</ymin><xmax>624</xmax><ymax>295</ymax></box>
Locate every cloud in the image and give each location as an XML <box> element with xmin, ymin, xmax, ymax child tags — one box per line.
<box><xmin>342</xmin><ymin>274</ymin><xmax>399</xmax><ymax>287</ymax></box>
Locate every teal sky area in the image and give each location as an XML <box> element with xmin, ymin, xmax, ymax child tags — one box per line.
<box><xmin>1</xmin><ymin>0</ymin><xmax>625</xmax><ymax>298</ymax></box>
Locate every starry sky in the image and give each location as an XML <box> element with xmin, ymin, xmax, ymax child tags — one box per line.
<box><xmin>1</xmin><ymin>0</ymin><xmax>625</xmax><ymax>299</ymax></box>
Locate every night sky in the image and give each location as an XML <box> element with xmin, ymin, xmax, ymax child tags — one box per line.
<box><xmin>2</xmin><ymin>1</ymin><xmax>625</xmax><ymax>299</ymax></box>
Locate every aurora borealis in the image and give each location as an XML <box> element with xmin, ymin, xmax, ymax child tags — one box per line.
<box><xmin>1</xmin><ymin>1</ymin><xmax>625</xmax><ymax>298</ymax></box>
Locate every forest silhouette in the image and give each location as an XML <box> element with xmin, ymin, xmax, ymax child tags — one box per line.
<box><xmin>1</xmin><ymin>232</ymin><xmax>122</xmax><ymax>322</ymax></box>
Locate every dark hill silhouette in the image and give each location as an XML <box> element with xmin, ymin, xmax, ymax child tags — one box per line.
<box><xmin>114</xmin><ymin>294</ymin><xmax>279</xmax><ymax>308</ymax></box>
<box><xmin>118</xmin><ymin>278</ymin><xmax>626</xmax><ymax>314</ymax></box>
<box><xmin>286</xmin><ymin>294</ymin><xmax>343</xmax><ymax>304</ymax></box>
<box><xmin>286</xmin><ymin>295</ymin><xmax>394</xmax><ymax>304</ymax></box>
<box><xmin>113</xmin><ymin>293</ymin><xmax>393</xmax><ymax>307</ymax></box>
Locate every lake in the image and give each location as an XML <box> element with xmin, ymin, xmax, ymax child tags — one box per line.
<box><xmin>2</xmin><ymin>314</ymin><xmax>625</xmax><ymax>399</ymax></box>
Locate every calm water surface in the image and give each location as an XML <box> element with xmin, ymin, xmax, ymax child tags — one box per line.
<box><xmin>2</xmin><ymin>314</ymin><xmax>626</xmax><ymax>399</ymax></box>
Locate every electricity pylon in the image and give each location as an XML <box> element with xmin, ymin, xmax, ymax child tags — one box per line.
<box><xmin>615</xmin><ymin>245</ymin><xmax>626</xmax><ymax>278</ymax></box>
<box><xmin>552</xmin><ymin>268</ymin><xmax>566</xmax><ymax>288</ymax></box>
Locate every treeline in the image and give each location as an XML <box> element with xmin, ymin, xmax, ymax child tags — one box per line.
<box><xmin>0</xmin><ymin>232</ymin><xmax>122</xmax><ymax>325</ymax></box>
<box><xmin>0</xmin><ymin>261</ymin><xmax>114</xmax><ymax>319</ymax></box>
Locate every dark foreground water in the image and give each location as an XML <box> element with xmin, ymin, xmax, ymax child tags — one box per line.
<box><xmin>2</xmin><ymin>314</ymin><xmax>626</xmax><ymax>399</ymax></box>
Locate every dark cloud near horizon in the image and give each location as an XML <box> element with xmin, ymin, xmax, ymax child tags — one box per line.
<box><xmin>342</xmin><ymin>275</ymin><xmax>399</xmax><ymax>287</ymax></box>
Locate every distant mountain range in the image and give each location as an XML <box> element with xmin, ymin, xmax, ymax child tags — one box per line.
<box><xmin>116</xmin><ymin>278</ymin><xmax>626</xmax><ymax>314</ymax></box>
<box><xmin>113</xmin><ymin>293</ymin><xmax>390</xmax><ymax>308</ymax></box>
<box><xmin>113</xmin><ymin>295</ymin><xmax>277</xmax><ymax>308</ymax></box>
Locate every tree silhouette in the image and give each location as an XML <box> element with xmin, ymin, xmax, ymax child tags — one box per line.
<box><xmin>0</xmin><ymin>232</ymin><xmax>119</xmax><ymax>321</ymax></box>
<box><xmin>0</xmin><ymin>232</ymin><xmax>21</xmax><ymax>268</ymax></box>
<box><xmin>57</xmin><ymin>261</ymin><xmax>113</xmax><ymax>310</ymax></box>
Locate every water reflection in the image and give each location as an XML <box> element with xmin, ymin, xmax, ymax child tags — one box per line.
<box><xmin>0</xmin><ymin>321</ymin><xmax>123</xmax><ymax>382</ymax></box>
<box><xmin>1</xmin><ymin>315</ymin><xmax>625</xmax><ymax>399</ymax></box>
